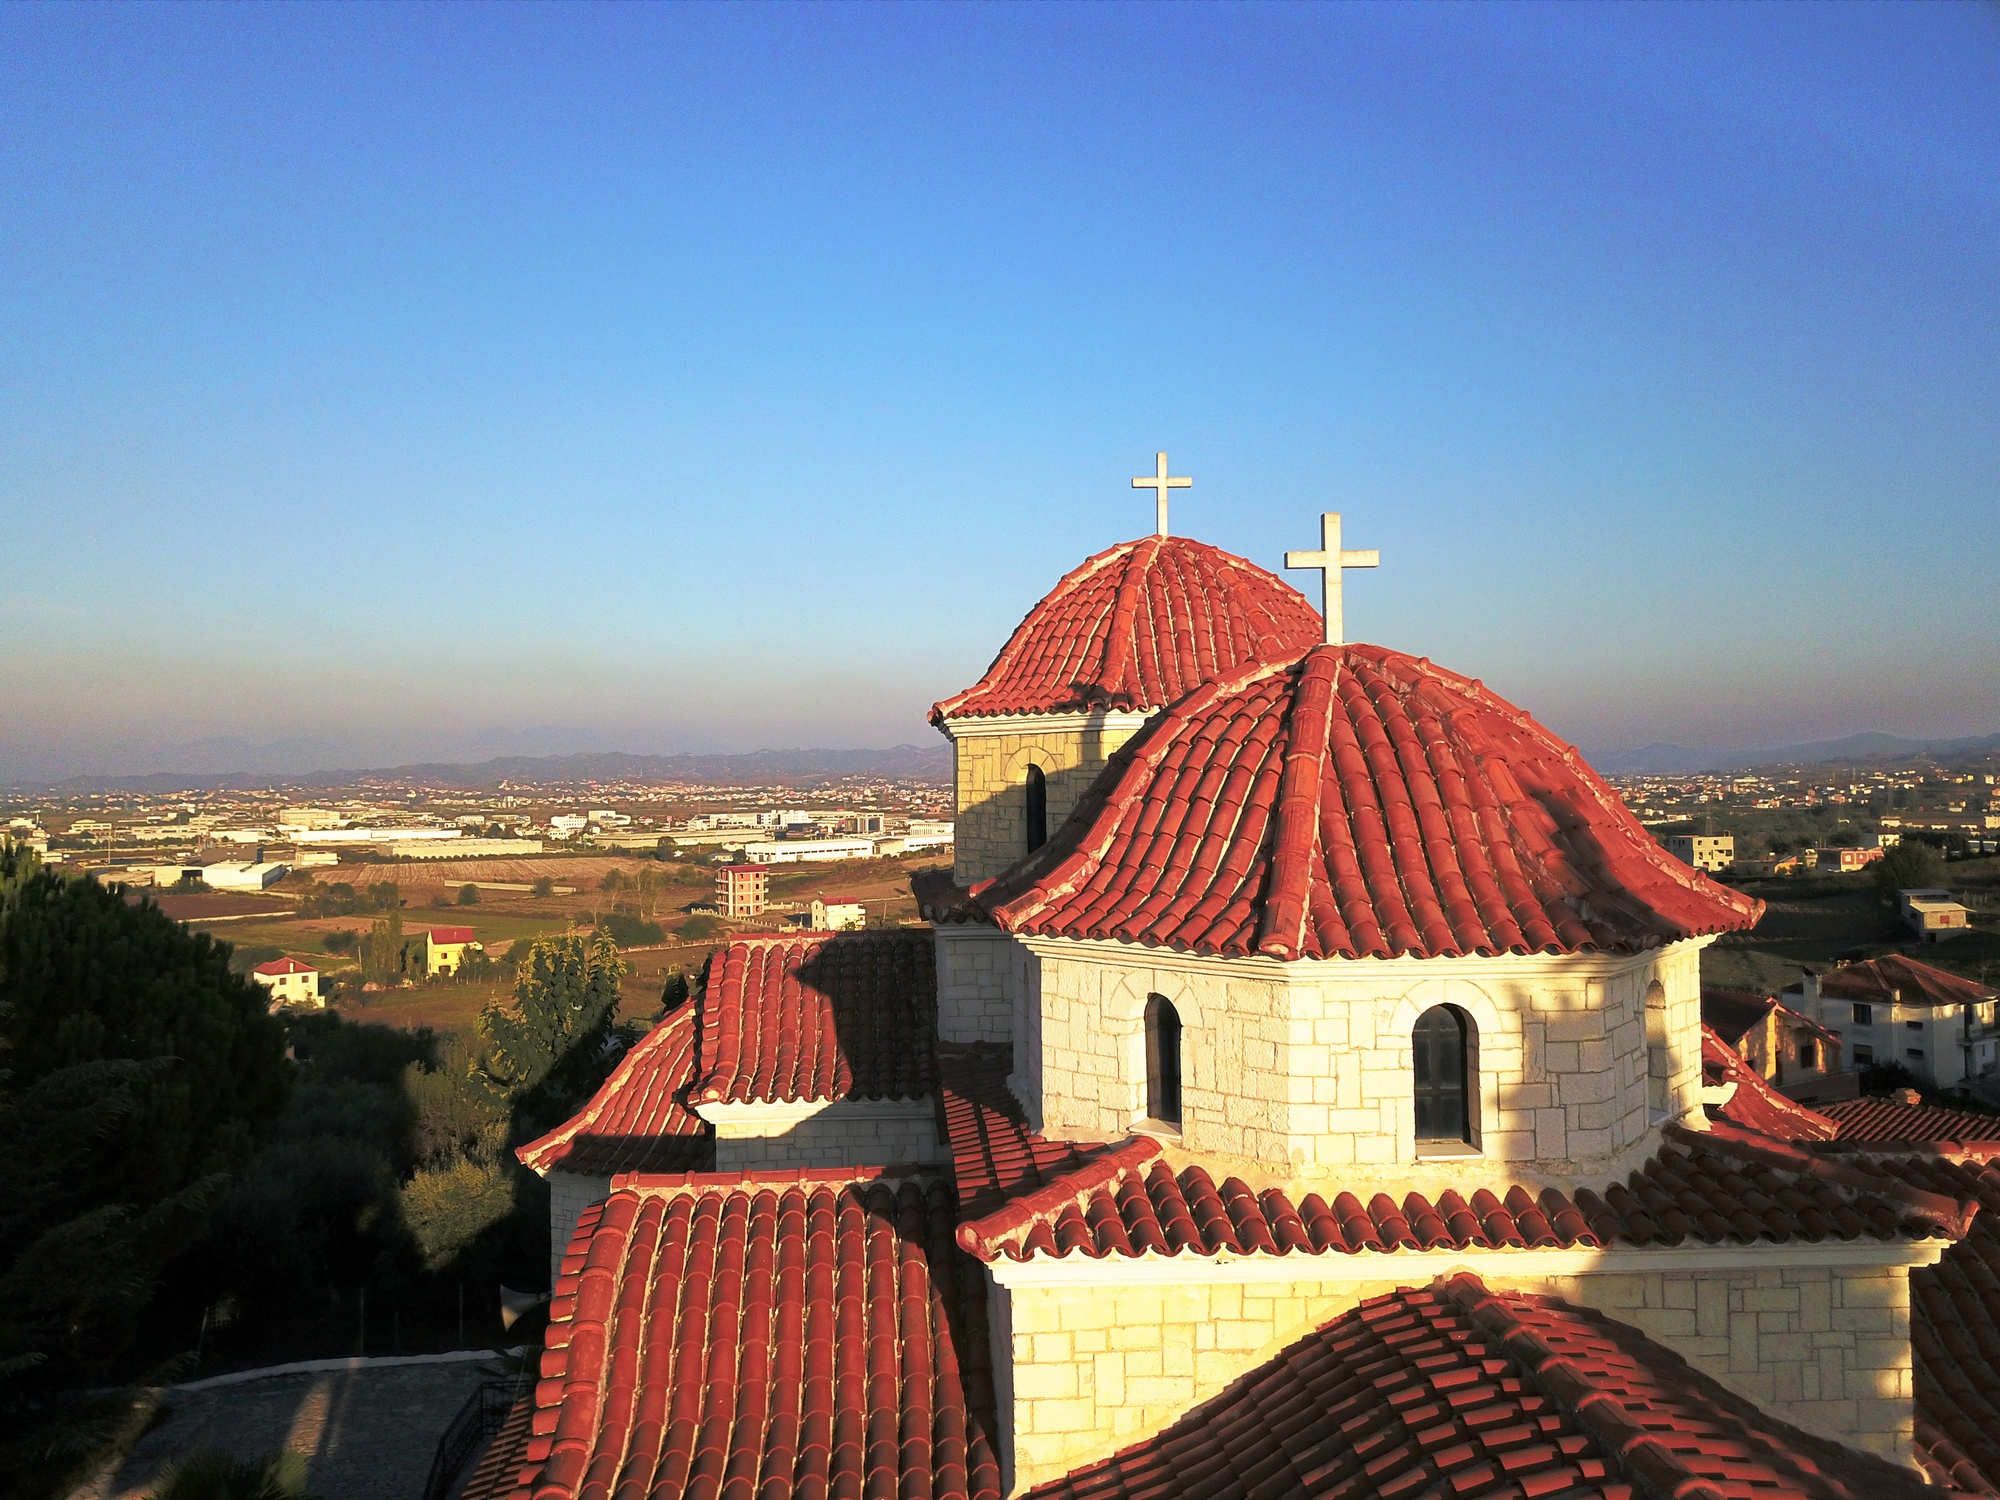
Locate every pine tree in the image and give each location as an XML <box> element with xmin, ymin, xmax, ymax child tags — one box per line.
<box><xmin>474</xmin><ymin>931</ymin><xmax>625</xmax><ymax>1102</ymax></box>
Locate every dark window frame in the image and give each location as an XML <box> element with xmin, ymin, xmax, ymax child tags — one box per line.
<box><xmin>1025</xmin><ymin>765</ymin><xmax>1048</xmax><ymax>854</ymax></box>
<box><xmin>1413</xmin><ymin>1004</ymin><xmax>1473</xmax><ymax>1145</ymax></box>
<box><xmin>1144</xmin><ymin>994</ymin><xmax>1182</xmax><ymax>1127</ymax></box>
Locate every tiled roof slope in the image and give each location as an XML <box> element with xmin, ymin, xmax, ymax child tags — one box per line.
<box><xmin>1818</xmin><ymin>954</ymin><xmax>1995</xmax><ymax>1008</ymax></box>
<box><xmin>954</xmin><ymin>1128</ymin><xmax>1973</xmax><ymax>1264</ymax></box>
<box><xmin>1700</xmin><ymin>1026</ymin><xmax>1840</xmax><ymax>1144</ymax></box>
<box><xmin>517</xmin><ymin>1005</ymin><xmax>714</xmax><ymax>1177</ymax></box>
<box><xmin>506</xmin><ymin>1169</ymin><xmax>1001</xmax><ymax>1500</ymax></box>
<box><xmin>979</xmin><ymin>646</ymin><xmax>1763</xmax><ymax>961</ymax></box>
<box><xmin>931</xmin><ymin>536</ymin><xmax>1324</xmax><ymax>723</ymax></box>
<box><xmin>1822</xmin><ymin>1097</ymin><xmax>2000</xmax><ymax>1145</ymax></box>
<box><xmin>694</xmin><ymin>932</ymin><xmax>937</xmax><ymax>1106</ymax></box>
<box><xmin>938</xmin><ymin>1047</ymin><xmax>1107</xmax><ymax>1220</ymax></box>
<box><xmin>1032</xmin><ymin>1274</ymin><xmax>1936</xmax><ymax>1500</ymax></box>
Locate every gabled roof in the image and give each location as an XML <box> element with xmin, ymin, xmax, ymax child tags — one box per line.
<box><xmin>1031</xmin><ymin>1274</ymin><xmax>1940</xmax><ymax>1500</ymax></box>
<box><xmin>1818</xmin><ymin>954</ymin><xmax>1994</xmax><ymax>1008</ymax></box>
<box><xmin>1895</xmin><ymin>1154</ymin><xmax>2000</xmax><ymax>1495</ymax></box>
<box><xmin>516</xmin><ymin>1005</ymin><xmax>712</xmax><ymax>1177</ymax></box>
<box><xmin>939</xmin><ymin>1048</ymin><xmax>1108</xmax><ymax>1220</ymax></box>
<box><xmin>501</xmin><ymin>1170</ymin><xmax>1001</xmax><ymax>1500</ymax></box>
<box><xmin>1700</xmin><ymin>1026</ymin><xmax>1840</xmax><ymax>1144</ymax></box>
<box><xmin>931</xmin><ymin>536</ymin><xmax>1324</xmax><ymax>723</ymax></box>
<box><xmin>979</xmin><ymin>646</ymin><xmax>1764</xmax><ymax>961</ymax></box>
<box><xmin>694</xmin><ymin>932</ymin><xmax>937</xmax><ymax>1106</ymax></box>
<box><xmin>428</xmin><ymin>925</ymin><xmax>475</xmax><ymax>944</ymax></box>
<box><xmin>252</xmin><ymin>956</ymin><xmax>316</xmax><ymax>976</ymax></box>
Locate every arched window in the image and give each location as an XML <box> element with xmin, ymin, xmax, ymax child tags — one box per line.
<box><xmin>1025</xmin><ymin>765</ymin><xmax>1048</xmax><ymax>853</ymax></box>
<box><xmin>1145</xmin><ymin>994</ymin><xmax>1182</xmax><ymax>1126</ymax></box>
<box><xmin>1645</xmin><ymin>981</ymin><xmax>1670</xmax><ymax>1118</ymax></box>
<box><xmin>1412</xmin><ymin>1005</ymin><xmax>1471</xmax><ymax>1143</ymax></box>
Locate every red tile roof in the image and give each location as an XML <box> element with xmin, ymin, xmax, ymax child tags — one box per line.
<box><xmin>429</xmin><ymin>925</ymin><xmax>476</xmax><ymax>944</ymax></box>
<box><xmin>1700</xmin><ymin>1026</ymin><xmax>1840</xmax><ymax>1144</ymax></box>
<box><xmin>1820</xmin><ymin>1097</ymin><xmax>2000</xmax><ymax>1145</ymax></box>
<box><xmin>693</xmin><ymin>933</ymin><xmax>938</xmax><ymax>1106</ymax></box>
<box><xmin>503</xmin><ymin>1170</ymin><xmax>1001</xmax><ymax>1500</ymax></box>
<box><xmin>517</xmin><ymin>1006</ymin><xmax>713</xmax><ymax>1177</ymax></box>
<box><xmin>978</xmin><ymin>647</ymin><xmax>1764</xmax><ymax>960</ymax></box>
<box><xmin>1817</xmin><ymin>953</ymin><xmax>1995</xmax><ymax>1008</ymax></box>
<box><xmin>938</xmin><ymin>1047</ymin><xmax>1108</xmax><ymax>1220</ymax></box>
<box><xmin>931</xmin><ymin>536</ymin><xmax>1324</xmax><ymax>723</ymax></box>
<box><xmin>1030</xmin><ymin>1274</ymin><xmax>1936</xmax><ymax>1500</ymax></box>
<box><xmin>252</xmin><ymin>956</ymin><xmax>316</xmax><ymax>975</ymax></box>
<box><xmin>952</xmin><ymin>1126</ymin><xmax>1972</xmax><ymax>1265</ymax></box>
<box><xmin>1880</xmin><ymin>1153</ymin><xmax>2000</xmax><ymax>1494</ymax></box>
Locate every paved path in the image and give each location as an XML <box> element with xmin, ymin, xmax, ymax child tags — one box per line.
<box><xmin>77</xmin><ymin>1359</ymin><xmax>495</xmax><ymax>1500</ymax></box>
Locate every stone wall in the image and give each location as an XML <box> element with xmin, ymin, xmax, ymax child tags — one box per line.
<box><xmin>945</xmin><ymin>714</ymin><xmax>1150</xmax><ymax>885</ymax></box>
<box><xmin>936</xmin><ymin>926</ymin><xmax>1021</xmax><ymax>1044</ymax></box>
<box><xmin>994</xmin><ymin>1256</ymin><xmax>1921</xmax><ymax>1493</ymax></box>
<box><xmin>700</xmin><ymin>1099</ymin><xmax>950</xmax><ymax>1171</ymax></box>
<box><xmin>1016</xmin><ymin>937</ymin><xmax>1707</xmax><ymax>1186</ymax></box>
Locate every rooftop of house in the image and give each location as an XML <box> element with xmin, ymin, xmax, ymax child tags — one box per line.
<box><xmin>972</xmin><ymin>645</ymin><xmax>1764</xmax><ymax>961</ymax></box>
<box><xmin>930</xmin><ymin>535</ymin><xmax>1324</xmax><ymax>724</ymax></box>
<box><xmin>1817</xmin><ymin>953</ymin><xmax>1995</xmax><ymax>1008</ymax></box>
<box><xmin>427</xmin><ymin>925</ymin><xmax>475</xmax><ymax>945</ymax></box>
<box><xmin>516</xmin><ymin>1004</ymin><xmax>712</xmax><ymax>1178</ymax></box>
<box><xmin>251</xmin><ymin>956</ymin><xmax>316</xmax><ymax>976</ymax></box>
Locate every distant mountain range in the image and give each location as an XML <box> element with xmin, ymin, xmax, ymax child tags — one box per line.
<box><xmin>1588</xmin><ymin>731</ymin><xmax>2000</xmax><ymax>776</ymax></box>
<box><xmin>27</xmin><ymin>744</ymin><xmax>953</xmax><ymax>794</ymax></box>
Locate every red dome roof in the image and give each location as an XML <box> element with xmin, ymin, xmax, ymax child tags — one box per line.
<box><xmin>931</xmin><ymin>535</ymin><xmax>1325</xmax><ymax>723</ymax></box>
<box><xmin>977</xmin><ymin>644</ymin><xmax>1763</xmax><ymax>960</ymax></box>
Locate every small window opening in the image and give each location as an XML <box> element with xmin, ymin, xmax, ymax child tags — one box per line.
<box><xmin>1413</xmin><ymin>1005</ymin><xmax>1471</xmax><ymax>1143</ymax></box>
<box><xmin>1145</xmin><ymin>994</ymin><xmax>1181</xmax><ymax>1126</ymax></box>
<box><xmin>1645</xmin><ymin>981</ymin><xmax>1671</xmax><ymax>1118</ymax></box>
<box><xmin>1025</xmin><ymin>765</ymin><xmax>1048</xmax><ymax>854</ymax></box>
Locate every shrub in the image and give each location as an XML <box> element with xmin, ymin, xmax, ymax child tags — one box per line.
<box><xmin>322</xmin><ymin>929</ymin><xmax>357</xmax><ymax>955</ymax></box>
<box><xmin>456</xmin><ymin>884</ymin><xmax>480</xmax><ymax>906</ymax></box>
<box><xmin>677</xmin><ymin>915</ymin><xmax>721</xmax><ymax>942</ymax></box>
<box><xmin>531</xmin><ymin>877</ymin><xmax>556</xmax><ymax>897</ymax></box>
<box><xmin>401</xmin><ymin>1154</ymin><xmax>515</xmax><ymax>1272</ymax></box>
<box><xmin>154</xmin><ymin>1446</ymin><xmax>315</xmax><ymax>1500</ymax></box>
<box><xmin>599</xmin><ymin>870</ymin><xmax>628</xmax><ymax>893</ymax></box>
<box><xmin>601</xmin><ymin>911</ymin><xmax>664</xmax><ymax>947</ymax></box>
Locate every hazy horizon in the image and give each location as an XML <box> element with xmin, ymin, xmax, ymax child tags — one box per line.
<box><xmin>4</xmin><ymin>7</ymin><xmax>1996</xmax><ymax>781</ymax></box>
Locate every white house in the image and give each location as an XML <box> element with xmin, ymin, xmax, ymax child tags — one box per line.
<box><xmin>251</xmin><ymin>956</ymin><xmax>321</xmax><ymax>1010</ymax></box>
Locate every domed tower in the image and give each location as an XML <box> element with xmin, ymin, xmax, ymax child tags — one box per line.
<box><xmin>933</xmin><ymin>532</ymin><xmax>1324</xmax><ymax>886</ymax></box>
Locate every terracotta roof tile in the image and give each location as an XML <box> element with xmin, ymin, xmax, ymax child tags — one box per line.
<box><xmin>516</xmin><ymin>1005</ymin><xmax>713</xmax><ymax>1177</ymax></box>
<box><xmin>931</xmin><ymin>537</ymin><xmax>1324</xmax><ymax>723</ymax></box>
<box><xmin>1700</xmin><ymin>1026</ymin><xmax>1840</xmax><ymax>1144</ymax></box>
<box><xmin>694</xmin><ymin>932</ymin><xmax>938</xmax><ymax>1106</ymax></box>
<box><xmin>978</xmin><ymin>646</ymin><xmax>1763</xmax><ymax>961</ymax></box>
<box><xmin>252</xmin><ymin>956</ymin><xmax>316</xmax><ymax>976</ymax></box>
<box><xmin>952</xmin><ymin>1124</ymin><xmax>1972</xmax><ymax>1265</ymax></box>
<box><xmin>1822</xmin><ymin>1098</ymin><xmax>2000</xmax><ymax>1146</ymax></box>
<box><xmin>502</xmin><ymin>1170</ymin><xmax>1001</xmax><ymax>1500</ymax></box>
<box><xmin>1818</xmin><ymin>954</ymin><xmax>1996</xmax><ymax>1008</ymax></box>
<box><xmin>1030</xmin><ymin>1274</ymin><xmax>1934</xmax><ymax>1500</ymax></box>
<box><xmin>938</xmin><ymin>1047</ymin><xmax>1107</xmax><ymax>1220</ymax></box>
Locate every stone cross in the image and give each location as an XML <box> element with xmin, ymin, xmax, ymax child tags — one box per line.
<box><xmin>1285</xmin><ymin>512</ymin><xmax>1379</xmax><ymax>645</ymax></box>
<box><xmin>1131</xmin><ymin>452</ymin><xmax>1192</xmax><ymax>538</ymax></box>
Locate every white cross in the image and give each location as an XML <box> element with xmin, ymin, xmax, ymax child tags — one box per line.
<box><xmin>1131</xmin><ymin>452</ymin><xmax>1192</xmax><ymax>538</ymax></box>
<box><xmin>1285</xmin><ymin>513</ymin><xmax>1379</xmax><ymax>645</ymax></box>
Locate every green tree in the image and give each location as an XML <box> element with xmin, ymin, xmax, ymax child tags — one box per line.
<box><xmin>360</xmin><ymin>909</ymin><xmax>405</xmax><ymax>985</ymax></box>
<box><xmin>599</xmin><ymin>869</ymin><xmax>627</xmax><ymax>893</ymax></box>
<box><xmin>322</xmin><ymin>928</ymin><xmax>358</xmax><ymax>955</ymax></box>
<box><xmin>473</xmin><ymin>931</ymin><xmax>624</xmax><ymax>1102</ymax></box>
<box><xmin>531</xmin><ymin>876</ymin><xmax>556</xmax><ymax>898</ymax></box>
<box><xmin>366</xmin><ymin>880</ymin><xmax>400</xmax><ymax>912</ymax></box>
<box><xmin>0</xmin><ymin>843</ymin><xmax>288</xmax><ymax>1381</ymax></box>
<box><xmin>1874</xmin><ymin>841</ymin><xmax>1946</xmax><ymax>901</ymax></box>
<box><xmin>456</xmin><ymin>883</ymin><xmax>480</xmax><ymax>906</ymax></box>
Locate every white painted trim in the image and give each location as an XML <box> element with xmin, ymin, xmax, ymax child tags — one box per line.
<box><xmin>984</xmin><ymin>1238</ymin><xmax>1947</xmax><ymax>1288</ymax></box>
<box><xmin>941</xmin><ymin>709</ymin><xmax>1156</xmax><ymax>739</ymax></box>
<box><xmin>694</xmin><ymin>1096</ymin><xmax>934</xmax><ymax>1130</ymax></box>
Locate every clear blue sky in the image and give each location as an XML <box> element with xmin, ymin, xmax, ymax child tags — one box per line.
<box><xmin>3</xmin><ymin>5</ymin><xmax>1995</xmax><ymax>778</ymax></box>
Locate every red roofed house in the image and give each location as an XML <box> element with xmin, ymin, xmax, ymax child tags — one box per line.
<box><xmin>249</xmin><ymin>955</ymin><xmax>320</xmax><ymax>1011</ymax></box>
<box><xmin>425</xmin><ymin>924</ymin><xmax>479</xmax><ymax>976</ymax></box>
<box><xmin>1800</xmin><ymin>954</ymin><xmax>1998</xmax><ymax>1089</ymax></box>
<box><xmin>487</xmin><ymin>473</ymin><xmax>1991</xmax><ymax>1500</ymax></box>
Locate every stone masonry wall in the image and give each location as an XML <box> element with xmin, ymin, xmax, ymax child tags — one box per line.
<box><xmin>707</xmin><ymin>1103</ymin><xmax>949</xmax><ymax>1171</ymax></box>
<box><xmin>996</xmin><ymin>1260</ymin><xmax>1916</xmax><ymax>1493</ymax></box>
<box><xmin>936</xmin><ymin>926</ymin><xmax>1021</xmax><ymax>1045</ymax></box>
<box><xmin>1020</xmin><ymin>938</ymin><xmax>1707</xmax><ymax>1186</ymax></box>
<box><xmin>948</xmin><ymin>719</ymin><xmax>1148</xmax><ymax>886</ymax></box>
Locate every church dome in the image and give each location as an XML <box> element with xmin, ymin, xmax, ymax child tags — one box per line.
<box><xmin>977</xmin><ymin>643</ymin><xmax>1763</xmax><ymax>960</ymax></box>
<box><xmin>930</xmin><ymin>535</ymin><xmax>1325</xmax><ymax>724</ymax></box>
